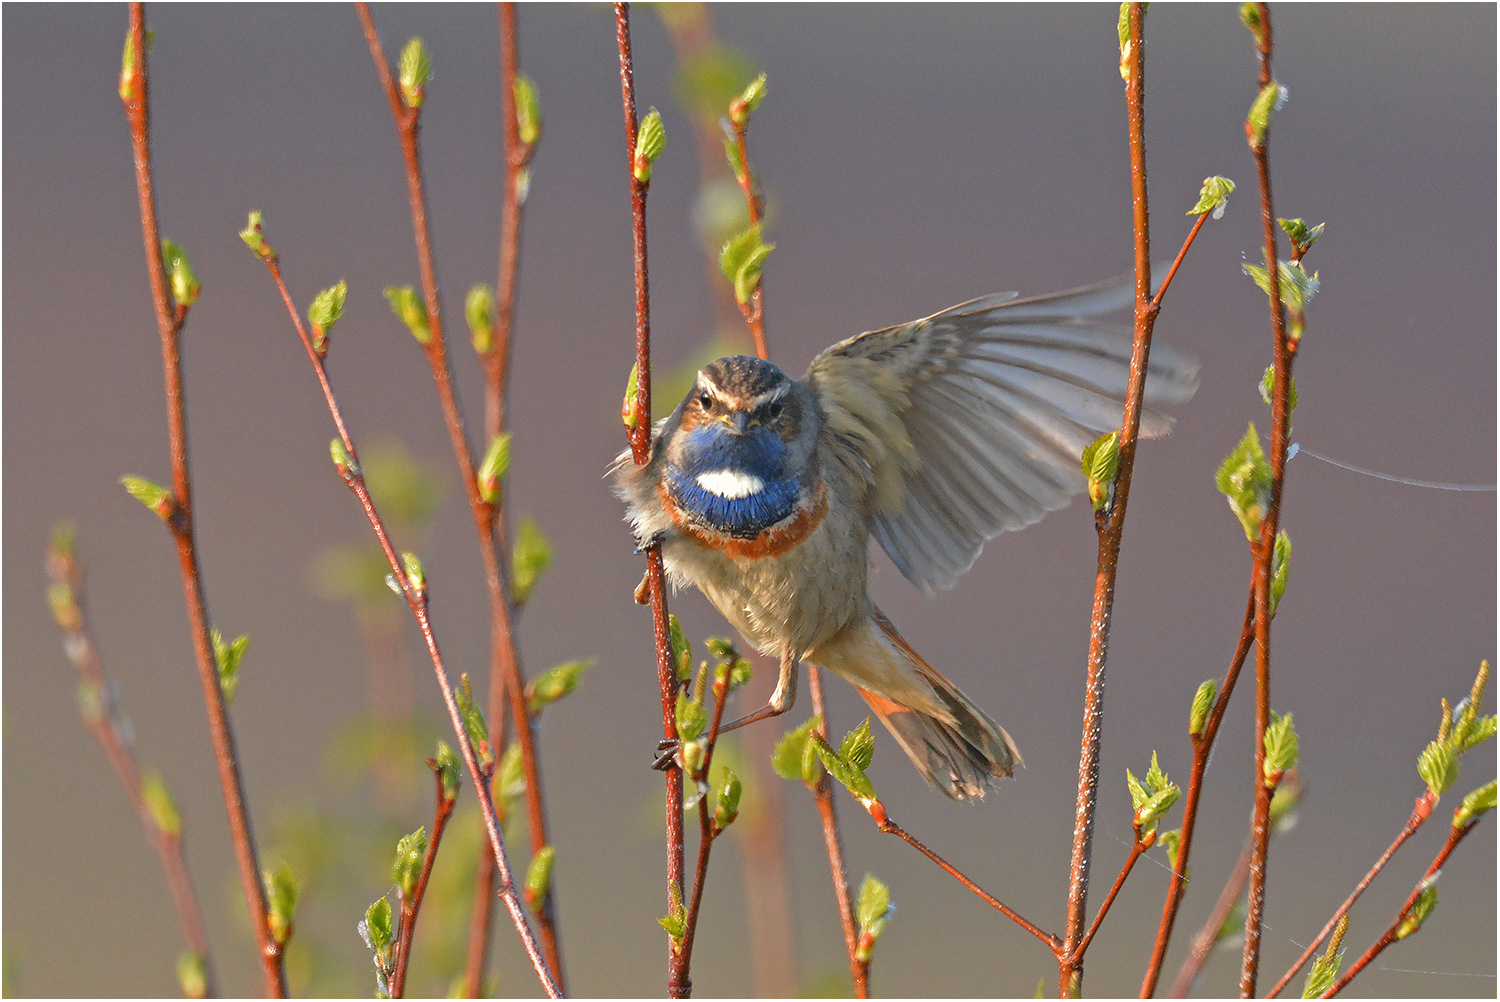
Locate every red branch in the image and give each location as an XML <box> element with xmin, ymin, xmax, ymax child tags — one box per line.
<box><xmin>809</xmin><ymin>669</ymin><xmax>867</xmax><ymax>997</ymax></box>
<box><xmin>389</xmin><ymin>767</ymin><xmax>460</xmax><ymax>998</ymax></box>
<box><xmin>119</xmin><ymin>5</ymin><xmax>284</xmax><ymax>993</ymax></box>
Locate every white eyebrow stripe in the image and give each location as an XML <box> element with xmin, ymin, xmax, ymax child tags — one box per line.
<box><xmin>745</xmin><ymin>384</ymin><xmax>790</xmax><ymax>409</ymax></box>
<box><xmin>696</xmin><ymin>470</ymin><xmax>765</xmax><ymax>499</ymax></box>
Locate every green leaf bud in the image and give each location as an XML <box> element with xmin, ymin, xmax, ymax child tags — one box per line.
<box><xmin>308</xmin><ymin>280</ymin><xmax>347</xmax><ymax>357</ymax></box>
<box><xmin>622</xmin><ymin>363</ymin><xmax>641</xmax><ymax>430</ymax></box>
<box><xmin>430</xmin><ymin>740</ymin><xmax>461</xmax><ymax>801</ymax></box>
<box><xmin>524</xmin><ymin>845</ymin><xmax>556</xmax><ymax>910</ymax></box>
<box><xmin>855</xmin><ymin>873</ymin><xmax>893</xmax><ymax>962</ymax></box>
<box><xmin>658</xmin><ymin>901</ymin><xmax>687</xmax><ymax>943</ymax></box>
<box><xmin>723</xmin><ymin>131</ymin><xmax>749</xmax><ymax>184</ymax></box>
<box><xmin>160</xmin><ymin>239</ymin><xmax>201</xmax><ymax>308</ymax></box>
<box><xmin>360</xmin><ymin>895</ymin><xmax>394</xmax><ymax>952</ymax></box>
<box><xmin>814</xmin><ymin>732</ymin><xmax>876</xmax><ymax>801</ymax></box>
<box><xmin>1240</xmin><ymin>3</ymin><xmax>1263</xmax><ymax>41</ymax></box>
<box><xmin>494</xmin><ymin>742</ymin><xmax>526</xmax><ymax>824</ymax></box>
<box><xmin>718</xmin><ymin>223</ymin><xmax>774</xmax><ymax>306</ymax></box>
<box><xmin>401</xmin><ymin>551</ymin><xmax>426</xmax><ymax>601</ymax></box>
<box><xmin>1189</xmin><ymin>678</ymin><xmax>1218</xmax><ymax>737</ymax></box>
<box><xmin>1187</xmin><ymin>175</ymin><xmax>1235</xmax><ymax>218</ymax></box>
<box><xmin>1418</xmin><ymin>739</ymin><xmax>1458</xmax><ymax>799</ymax></box>
<box><xmin>1081</xmin><ymin>431</ymin><xmax>1120</xmax><ymax>512</ymax></box>
<box><xmin>121</xmin><ymin>475</ymin><xmax>175</xmax><ymax>522</ymax></box>
<box><xmin>1216</xmin><ymin>423</ymin><xmax>1272</xmax><ymax>541</ymax></box>
<box><xmin>177</xmin><ymin>951</ymin><xmax>208</xmax><ymax>999</ymax></box>
<box><xmin>1262</xmin><ymin>712</ymin><xmax>1299</xmax><ymax>785</ymax></box>
<box><xmin>514</xmin><ymin>74</ymin><xmax>542</xmax><ymax>147</ymax></box>
<box><xmin>1246</xmin><ymin>80</ymin><xmax>1285</xmax><ymax>146</ymax></box>
<box><xmin>1258</xmin><ymin>364</ymin><xmax>1299</xmax><ymax>410</ymax></box>
<box><xmin>263</xmin><ymin>863</ymin><xmax>299</xmax><ymax>947</ymax></box>
<box><xmin>1279</xmin><ymin>218</ymin><xmax>1325</xmax><ymax>260</ymax></box>
<box><xmin>141</xmin><ymin>769</ymin><xmax>181</xmax><ymax>838</ymax></box>
<box><xmin>525</xmin><ymin>659</ymin><xmax>593</xmax><ymax>715</ymax></box>
<box><xmin>633</xmin><ymin>108</ymin><xmax>666</xmax><ymax>183</ymax></box>
<box><xmin>729</xmin><ymin>72</ymin><xmax>767</xmax><ymax>127</ymax></box>
<box><xmin>466</xmin><ymin>284</ymin><xmax>495</xmax><ymax>354</ymax></box>
<box><xmin>1454</xmin><ymin>779</ymin><xmax>1496</xmax><ymax>829</ymax></box>
<box><xmin>714</xmin><ymin>766</ymin><xmax>742</xmax><ymax>830</ymax></box>
<box><xmin>329</xmin><ymin>438</ymin><xmax>359</xmax><ymax>479</ymax></box>
<box><xmin>455</xmin><ymin>673</ymin><xmax>493</xmax><ymax>770</ymax></box>
<box><xmin>211</xmin><ymin>628</ymin><xmax>249</xmax><ymax>704</ymax></box>
<box><xmin>771</xmin><ymin>716</ymin><xmax>820</xmax><ymax>786</ymax></box>
<box><xmin>511</xmin><ymin>516</ymin><xmax>554</xmax><ymax>606</ymax></box>
<box><xmin>384</xmin><ymin>285</ymin><xmax>431</xmax><ymax>345</ymax></box>
<box><xmin>1158</xmin><ymin>829</ymin><xmax>1184</xmax><ymax>874</ymax></box>
<box><xmin>392</xmin><ymin>826</ymin><xmax>428</xmax><ymax>899</ymax></box>
<box><xmin>675</xmin><ymin>691</ymin><xmax>708</xmax><ymax>743</ymax></box>
<box><xmin>668</xmin><ymin>614</ymin><xmax>692</xmax><ymax>681</ymax></box>
<box><xmin>239</xmin><ymin>210</ymin><xmax>276</xmax><ymax>262</ymax></box>
<box><xmin>118</xmin><ymin>27</ymin><xmax>151</xmax><ymax>103</ymax></box>
<box><xmin>1269</xmin><ymin>530</ymin><xmax>1291</xmax><ymax>618</ymax></box>
<box><xmin>1394</xmin><ymin>882</ymin><xmax>1438</xmax><ymax>940</ymax></box>
<box><xmin>839</xmin><ymin>717</ymin><xmax>876</xmax><ymax>773</ymax></box>
<box><xmin>398</xmin><ymin>37</ymin><xmax>432</xmax><ymax>108</ymax></box>
<box><xmin>477</xmin><ymin>433</ymin><xmax>511</xmax><ymax>505</ymax></box>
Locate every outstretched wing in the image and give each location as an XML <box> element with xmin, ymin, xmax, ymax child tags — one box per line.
<box><xmin>804</xmin><ymin>275</ymin><xmax>1198</xmax><ymax>595</ymax></box>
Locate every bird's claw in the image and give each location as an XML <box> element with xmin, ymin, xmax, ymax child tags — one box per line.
<box><xmin>652</xmin><ymin>737</ymin><xmax>680</xmax><ymax>771</ymax></box>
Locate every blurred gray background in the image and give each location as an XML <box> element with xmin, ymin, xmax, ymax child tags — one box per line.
<box><xmin>4</xmin><ymin>4</ymin><xmax>1494</xmax><ymax>997</ymax></box>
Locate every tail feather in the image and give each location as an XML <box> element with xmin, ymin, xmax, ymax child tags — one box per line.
<box><xmin>817</xmin><ymin>610</ymin><xmax>1021</xmax><ymax>801</ymax></box>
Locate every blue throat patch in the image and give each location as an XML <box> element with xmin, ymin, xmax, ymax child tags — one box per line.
<box><xmin>665</xmin><ymin>425</ymin><xmax>800</xmax><ymax>537</ymax></box>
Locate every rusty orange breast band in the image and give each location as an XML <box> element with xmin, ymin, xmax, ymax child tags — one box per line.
<box><xmin>663</xmin><ymin>480</ymin><xmax>829</xmax><ymax>560</ymax></box>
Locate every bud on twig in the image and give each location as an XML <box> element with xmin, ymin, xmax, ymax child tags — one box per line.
<box><xmin>263</xmin><ymin>863</ymin><xmax>299</xmax><ymax>947</ymax></box>
<box><xmin>239</xmin><ymin>210</ymin><xmax>277</xmax><ymax>263</ymax></box>
<box><xmin>121</xmin><ymin>475</ymin><xmax>175</xmax><ymax>523</ymax></box>
<box><xmin>855</xmin><ymin>873</ymin><xmax>894</xmax><ymax>962</ymax></box>
<box><xmin>1187</xmin><ymin>175</ymin><xmax>1235</xmax><ymax>219</ymax></box>
<box><xmin>729</xmin><ymin>73</ymin><xmax>767</xmax><ymax>127</ymax></box>
<box><xmin>514</xmin><ymin>73</ymin><xmax>543</xmax><ymax>148</ymax></box>
<box><xmin>392</xmin><ymin>826</ymin><xmax>427</xmax><ymax>899</ymax></box>
<box><xmin>1189</xmin><ymin>678</ymin><xmax>1218</xmax><ymax>737</ymax></box>
<box><xmin>1216</xmin><ymin>424</ymin><xmax>1272</xmax><ymax>541</ymax></box>
<box><xmin>1081</xmin><ymin>431</ymin><xmax>1120</xmax><ymax>513</ymax></box>
<box><xmin>466</xmin><ymin>284</ymin><xmax>495</xmax><ymax>354</ymax></box>
<box><xmin>1263</xmin><ymin>711</ymin><xmax>1299</xmax><ymax>787</ymax></box>
<box><xmin>384</xmin><ymin>286</ymin><xmax>431</xmax><ymax>345</ymax></box>
<box><xmin>524</xmin><ymin>846</ymin><xmax>555</xmax><ymax>911</ymax></box>
<box><xmin>633</xmin><ymin>108</ymin><xmax>665</xmax><ymax>183</ymax></box>
<box><xmin>160</xmin><ymin>239</ymin><xmax>201</xmax><ymax>309</ymax></box>
<box><xmin>398</xmin><ymin>37</ymin><xmax>432</xmax><ymax>109</ymax></box>
<box><xmin>477</xmin><ymin>433</ymin><xmax>511</xmax><ymax>505</ymax></box>
<box><xmin>308</xmin><ymin>280</ymin><xmax>347</xmax><ymax>358</ymax></box>
<box><xmin>211</xmin><ymin>628</ymin><xmax>249</xmax><ymax>705</ymax></box>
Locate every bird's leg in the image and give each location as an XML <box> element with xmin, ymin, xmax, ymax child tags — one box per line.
<box><xmin>652</xmin><ymin>654</ymin><xmax>799</xmax><ymax>770</ymax></box>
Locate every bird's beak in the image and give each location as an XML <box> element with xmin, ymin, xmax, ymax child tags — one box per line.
<box><xmin>725</xmin><ymin>411</ymin><xmax>751</xmax><ymax>434</ymax></box>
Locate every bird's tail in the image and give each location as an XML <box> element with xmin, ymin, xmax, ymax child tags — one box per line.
<box><xmin>814</xmin><ymin>610</ymin><xmax>1021</xmax><ymax>801</ymax></box>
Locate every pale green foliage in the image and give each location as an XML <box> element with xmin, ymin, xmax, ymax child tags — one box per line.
<box><xmin>1216</xmin><ymin>423</ymin><xmax>1272</xmax><ymax>541</ymax></box>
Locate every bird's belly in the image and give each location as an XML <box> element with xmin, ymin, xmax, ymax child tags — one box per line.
<box><xmin>662</xmin><ymin>502</ymin><xmax>868</xmax><ymax>660</ymax></box>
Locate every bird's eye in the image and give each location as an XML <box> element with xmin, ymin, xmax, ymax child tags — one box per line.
<box><xmin>697</xmin><ymin>393</ymin><xmax>713</xmax><ymax>411</ymax></box>
<box><xmin>766</xmin><ymin>401</ymin><xmax>784</xmax><ymax>420</ymax></box>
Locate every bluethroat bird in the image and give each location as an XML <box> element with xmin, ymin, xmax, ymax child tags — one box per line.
<box><xmin>617</xmin><ymin>274</ymin><xmax>1197</xmax><ymax>799</ymax></box>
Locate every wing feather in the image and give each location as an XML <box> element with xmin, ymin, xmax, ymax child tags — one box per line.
<box><xmin>806</xmin><ymin>273</ymin><xmax>1198</xmax><ymax>594</ymax></box>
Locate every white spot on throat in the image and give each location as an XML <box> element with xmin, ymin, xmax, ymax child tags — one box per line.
<box><xmin>697</xmin><ymin>469</ymin><xmax>764</xmax><ymax>499</ymax></box>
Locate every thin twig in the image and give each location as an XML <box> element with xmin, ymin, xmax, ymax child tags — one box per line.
<box><xmin>1241</xmin><ymin>4</ymin><xmax>1297</xmax><ymax>993</ymax></box>
<box><xmin>47</xmin><ymin>534</ymin><xmax>217</xmax><ymax>997</ymax></box>
<box><xmin>726</xmin><ymin>97</ymin><xmax>768</xmax><ymax>359</ymax></box>
<box><xmin>675</xmin><ymin>667</ymin><xmax>733</xmax><ymax>983</ymax></box>
<box><xmin>389</xmin><ymin>765</ymin><xmax>460</xmax><ymax>998</ymax></box>
<box><xmin>1264</xmin><ymin>792</ymin><xmax>1435</xmax><ymax>997</ymax></box>
<box><xmin>1071</xmin><ymin>836</ymin><xmax>1149</xmax><ymax>964</ymax></box>
<box><xmin>119</xmin><ymin>6</ymin><xmax>284</xmax><ymax>993</ymax></box>
<box><xmin>1142</xmin><ymin>585</ymin><xmax>1257</xmax><ymax>996</ymax></box>
<box><xmin>614</xmin><ymin>6</ymin><xmax>688</xmax><ymax>996</ymax></box>
<box><xmin>809</xmin><ymin>668</ymin><xmax>868</xmax><ymax>997</ymax></box>
<box><xmin>255</xmin><ymin>252</ymin><xmax>560</xmax><ymax>998</ymax></box>
<box><xmin>1167</xmin><ymin>834</ymin><xmax>1254</xmax><ymax>998</ymax></box>
<box><xmin>350</xmin><ymin>7</ymin><xmax>566</xmax><ymax>988</ymax></box>
<box><xmin>1060</xmin><ymin>6</ymin><xmax>1158</xmax><ymax>993</ymax></box>
<box><xmin>1324</xmin><ymin>818</ymin><xmax>1482</xmax><ymax>997</ymax></box>
<box><xmin>462</xmin><ymin>4</ymin><xmax>561</xmax><ymax>991</ymax></box>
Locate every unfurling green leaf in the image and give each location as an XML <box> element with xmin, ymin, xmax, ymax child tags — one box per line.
<box><xmin>526</xmin><ymin>659</ymin><xmax>593</xmax><ymax>715</ymax></box>
<box><xmin>1269</xmin><ymin>530</ymin><xmax>1292</xmax><ymax>617</ymax></box>
<box><xmin>1240</xmin><ymin>3</ymin><xmax>1263</xmax><ymax>42</ymax></box>
<box><xmin>1418</xmin><ymin>739</ymin><xmax>1458</xmax><ymax>799</ymax></box>
<box><xmin>360</xmin><ymin>895</ymin><xmax>394</xmax><ymax>953</ymax></box>
<box><xmin>855</xmin><ymin>873</ymin><xmax>893</xmax><ymax>962</ymax></box>
<box><xmin>398</xmin><ymin>37</ymin><xmax>432</xmax><ymax>108</ymax></box>
<box><xmin>839</xmin><ymin>717</ymin><xmax>876</xmax><ymax>773</ymax></box>
<box><xmin>307</xmin><ymin>280</ymin><xmax>347</xmax><ymax>356</ymax></box>
<box><xmin>176</xmin><ymin>951</ymin><xmax>208</xmax><ymax>999</ymax></box>
<box><xmin>1081</xmin><ymin>431</ymin><xmax>1120</xmax><ymax>512</ymax></box>
<box><xmin>772</xmin><ymin>716</ymin><xmax>822</xmax><ymax>787</ymax></box>
<box><xmin>1269</xmin><ymin>772</ymin><xmax>1303</xmax><ymax>830</ymax></box>
<box><xmin>465</xmin><ymin>284</ymin><xmax>495</xmax><ymax>354</ymax></box>
<box><xmin>1216</xmin><ymin>423</ymin><xmax>1272</xmax><ymax>541</ymax></box>
<box><xmin>477</xmin><ymin>433</ymin><xmax>511</xmax><ymax>505</ymax></box>
<box><xmin>1127</xmin><ymin>752</ymin><xmax>1179</xmax><ymax>832</ymax></box>
<box><xmin>1158</xmin><ymin>829</ymin><xmax>1183</xmax><ymax>874</ymax></box>
<box><xmin>815</xmin><ymin>732</ymin><xmax>876</xmax><ymax>801</ymax></box>
<box><xmin>1116</xmin><ymin>3</ymin><xmax>1147</xmax><ymax>80</ymax></box>
<box><xmin>1395</xmin><ymin>882</ymin><xmax>1438</xmax><ymax>940</ymax></box>
<box><xmin>675</xmin><ymin>691</ymin><xmax>708</xmax><ymax>744</ymax></box>
<box><xmin>263</xmin><ymin>863</ymin><xmax>299</xmax><ymax>947</ymax></box>
<box><xmin>714</xmin><ymin>766</ymin><xmax>742</xmax><ymax>830</ymax></box>
<box><xmin>239</xmin><ymin>210</ymin><xmax>276</xmax><ymax>262</ymax></box>
<box><xmin>430</xmin><ymin>740</ymin><xmax>461</xmax><ymax>801</ymax></box>
<box><xmin>1454</xmin><ymin>779</ymin><xmax>1497</xmax><ymax>829</ymax></box>
<box><xmin>1187</xmin><ymin>175</ymin><xmax>1235</xmax><ymax>218</ymax></box>
<box><xmin>1258</xmin><ymin>364</ymin><xmax>1299</xmax><ymax>411</ymax></box>
<box><xmin>634</xmin><ymin>108</ymin><xmax>666</xmax><ymax>183</ymax></box>
<box><xmin>1246</xmin><ymin>80</ymin><xmax>1285</xmax><ymax>145</ymax></box>
<box><xmin>659</xmin><ymin>901</ymin><xmax>687</xmax><ymax>942</ymax></box>
<box><xmin>494</xmin><ymin>742</ymin><xmax>526</xmax><ymax>824</ymax></box>
<box><xmin>392</xmin><ymin>826</ymin><xmax>428</xmax><ymax>899</ymax></box>
<box><xmin>514</xmin><ymin>73</ymin><xmax>543</xmax><ymax>147</ymax></box>
<box><xmin>455</xmin><ymin>674</ymin><xmax>493</xmax><ymax>770</ymax></box>
<box><xmin>621</xmin><ymin>362</ymin><xmax>641</xmax><ymax>430</ymax></box>
<box><xmin>160</xmin><ymin>239</ymin><xmax>201</xmax><ymax>308</ymax></box>
<box><xmin>211</xmin><ymin>628</ymin><xmax>249</xmax><ymax>704</ymax></box>
<box><xmin>1279</xmin><ymin>218</ymin><xmax>1325</xmax><ymax>259</ymax></box>
<box><xmin>141</xmin><ymin>770</ymin><xmax>181</xmax><ymax>838</ymax></box>
<box><xmin>1263</xmin><ymin>712</ymin><xmax>1299</xmax><ymax>785</ymax></box>
<box><xmin>1301</xmin><ymin>947</ymin><xmax>1342</xmax><ymax>998</ymax></box>
<box><xmin>524</xmin><ymin>845</ymin><xmax>556</xmax><ymax>910</ymax></box>
<box><xmin>669</xmin><ymin>615</ymin><xmax>692</xmax><ymax>681</ymax></box>
<box><xmin>729</xmin><ymin>72</ymin><xmax>767</xmax><ymax>127</ymax></box>
<box><xmin>718</xmin><ymin>223</ymin><xmax>774</xmax><ymax>307</ymax></box>
<box><xmin>1244</xmin><ymin>256</ymin><xmax>1318</xmax><ymax>341</ymax></box>
<box><xmin>121</xmin><ymin>475</ymin><xmax>174</xmax><ymax>522</ymax></box>
<box><xmin>384</xmin><ymin>285</ymin><xmax>431</xmax><ymax>345</ymax></box>
<box><xmin>511</xmin><ymin>517</ymin><xmax>554</xmax><ymax>606</ymax></box>
<box><xmin>1189</xmin><ymin>678</ymin><xmax>1218</xmax><ymax>737</ymax></box>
